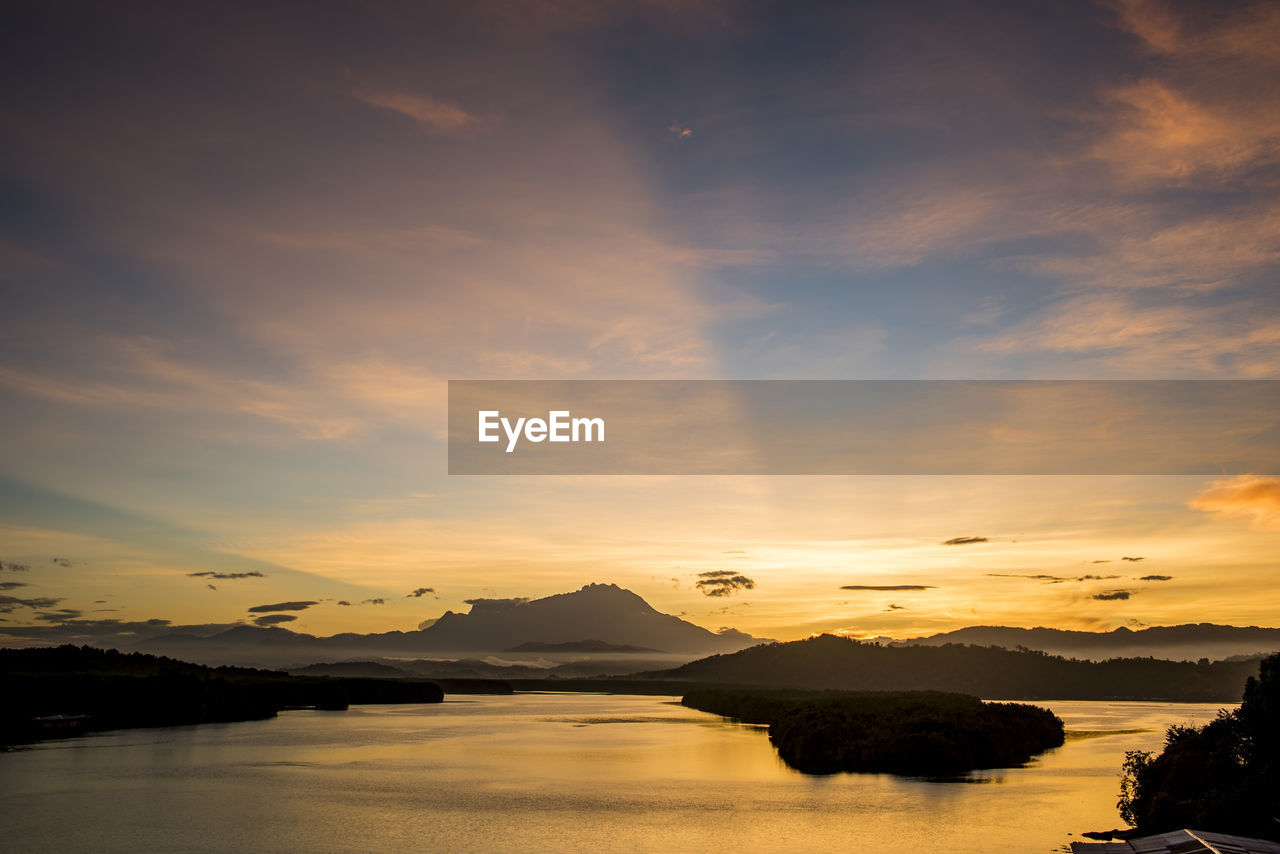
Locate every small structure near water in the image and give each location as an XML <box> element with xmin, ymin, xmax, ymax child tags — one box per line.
<box><xmin>1070</xmin><ymin>829</ymin><xmax>1280</xmax><ymax>853</ymax></box>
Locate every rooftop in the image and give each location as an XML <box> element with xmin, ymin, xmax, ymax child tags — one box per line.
<box><xmin>1071</xmin><ymin>830</ymin><xmax>1280</xmax><ymax>854</ymax></box>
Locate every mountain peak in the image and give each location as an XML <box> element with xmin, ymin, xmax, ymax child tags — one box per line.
<box><xmin>414</xmin><ymin>582</ymin><xmax>753</xmax><ymax>652</ymax></box>
<box><xmin>138</xmin><ymin>582</ymin><xmax>768</xmax><ymax>665</ymax></box>
<box><xmin>574</xmin><ymin>582</ymin><xmax>648</xmax><ymax>602</ymax></box>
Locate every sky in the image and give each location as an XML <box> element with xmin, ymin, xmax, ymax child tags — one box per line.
<box><xmin>2</xmin><ymin>0</ymin><xmax>1279</xmax><ymax>646</ymax></box>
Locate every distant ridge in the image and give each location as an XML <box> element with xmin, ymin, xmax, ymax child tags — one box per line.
<box><xmin>289</xmin><ymin>660</ymin><xmax>419</xmax><ymax>679</ymax></box>
<box><xmin>643</xmin><ymin>634</ymin><xmax>1270</xmax><ymax>701</ymax></box>
<box><xmin>897</xmin><ymin>623</ymin><xmax>1280</xmax><ymax>662</ymax></box>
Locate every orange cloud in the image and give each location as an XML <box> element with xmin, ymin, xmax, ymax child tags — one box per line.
<box><xmin>1111</xmin><ymin>0</ymin><xmax>1280</xmax><ymax>65</ymax></box>
<box><xmin>1095</xmin><ymin>0</ymin><xmax>1280</xmax><ymax>186</ymax></box>
<box><xmin>1092</xmin><ymin>78</ymin><xmax>1280</xmax><ymax>186</ymax></box>
<box><xmin>1190</xmin><ymin>475</ymin><xmax>1280</xmax><ymax>530</ymax></box>
<box><xmin>1108</xmin><ymin>0</ymin><xmax>1181</xmax><ymax>54</ymax></box>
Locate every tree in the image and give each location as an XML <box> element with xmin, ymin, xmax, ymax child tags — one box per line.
<box><xmin>1118</xmin><ymin>651</ymin><xmax>1280</xmax><ymax>840</ymax></box>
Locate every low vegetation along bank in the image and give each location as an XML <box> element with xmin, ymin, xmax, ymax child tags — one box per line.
<box><xmin>1</xmin><ymin>645</ymin><xmax>443</xmax><ymax>744</ymax></box>
<box><xmin>683</xmin><ymin>689</ymin><xmax>1065</xmax><ymax>775</ymax></box>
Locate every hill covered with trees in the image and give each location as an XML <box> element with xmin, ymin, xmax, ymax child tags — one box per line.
<box><xmin>648</xmin><ymin>634</ymin><xmax>1268</xmax><ymax>701</ymax></box>
<box><xmin>682</xmin><ymin>688</ymin><xmax>1064</xmax><ymax>775</ymax></box>
<box><xmin>0</xmin><ymin>645</ymin><xmax>444</xmax><ymax>744</ymax></box>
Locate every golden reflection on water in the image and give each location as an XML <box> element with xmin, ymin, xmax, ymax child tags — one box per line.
<box><xmin>0</xmin><ymin>693</ymin><xmax>1233</xmax><ymax>854</ymax></box>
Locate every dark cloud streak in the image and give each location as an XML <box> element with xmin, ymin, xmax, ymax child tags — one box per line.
<box><xmin>253</xmin><ymin>614</ymin><xmax>298</xmax><ymax>626</ymax></box>
<box><xmin>841</xmin><ymin>584</ymin><xmax>935</xmax><ymax>591</ymax></box>
<box><xmin>188</xmin><ymin>571</ymin><xmax>266</xmax><ymax>580</ymax></box>
<box><xmin>0</xmin><ymin>594</ymin><xmax>63</xmax><ymax>613</ymax></box>
<box><xmin>695</xmin><ymin>570</ymin><xmax>755</xmax><ymax>597</ymax></box>
<box><xmin>987</xmin><ymin>573</ymin><xmax>1120</xmax><ymax>583</ymax></box>
<box><xmin>247</xmin><ymin>600</ymin><xmax>317</xmax><ymax>613</ymax></box>
<box><xmin>0</xmin><ymin>619</ymin><xmax>238</xmax><ymax>644</ymax></box>
<box><xmin>35</xmin><ymin>608</ymin><xmax>83</xmax><ymax>621</ymax></box>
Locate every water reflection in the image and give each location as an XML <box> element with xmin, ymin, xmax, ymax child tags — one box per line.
<box><xmin>0</xmin><ymin>694</ymin><xmax>1232</xmax><ymax>854</ymax></box>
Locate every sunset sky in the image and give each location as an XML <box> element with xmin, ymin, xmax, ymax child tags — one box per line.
<box><xmin>2</xmin><ymin>0</ymin><xmax>1279</xmax><ymax>646</ymax></box>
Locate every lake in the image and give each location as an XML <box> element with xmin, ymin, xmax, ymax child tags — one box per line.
<box><xmin>0</xmin><ymin>693</ymin><xmax>1231</xmax><ymax>853</ymax></box>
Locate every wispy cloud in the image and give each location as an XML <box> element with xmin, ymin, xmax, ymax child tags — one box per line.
<box><xmin>353</xmin><ymin>89</ymin><xmax>481</xmax><ymax>135</ymax></box>
<box><xmin>1098</xmin><ymin>0</ymin><xmax>1280</xmax><ymax>186</ymax></box>
<box><xmin>977</xmin><ymin>293</ymin><xmax>1280</xmax><ymax>376</ymax></box>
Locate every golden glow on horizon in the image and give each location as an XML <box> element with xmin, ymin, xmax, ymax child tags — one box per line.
<box><xmin>5</xmin><ymin>475</ymin><xmax>1279</xmax><ymax>643</ymax></box>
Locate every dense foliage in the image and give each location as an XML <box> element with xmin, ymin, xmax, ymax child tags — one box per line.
<box><xmin>1118</xmin><ymin>651</ymin><xmax>1280</xmax><ymax>841</ymax></box>
<box><xmin>683</xmin><ymin>689</ymin><xmax>1064</xmax><ymax>775</ymax></box>
<box><xmin>0</xmin><ymin>645</ymin><xmax>443</xmax><ymax>743</ymax></box>
<box><xmin>656</xmin><ymin>634</ymin><xmax>1262</xmax><ymax>701</ymax></box>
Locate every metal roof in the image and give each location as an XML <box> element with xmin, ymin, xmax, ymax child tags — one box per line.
<box><xmin>1071</xmin><ymin>830</ymin><xmax>1280</xmax><ymax>854</ymax></box>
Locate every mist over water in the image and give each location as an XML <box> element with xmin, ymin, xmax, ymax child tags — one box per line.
<box><xmin>1</xmin><ymin>694</ymin><xmax>1229</xmax><ymax>853</ymax></box>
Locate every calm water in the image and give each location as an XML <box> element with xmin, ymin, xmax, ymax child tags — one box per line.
<box><xmin>0</xmin><ymin>693</ymin><xmax>1231</xmax><ymax>853</ymax></box>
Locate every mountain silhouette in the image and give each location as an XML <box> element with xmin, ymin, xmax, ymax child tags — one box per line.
<box><xmin>413</xmin><ymin>584</ymin><xmax>742</xmax><ymax>652</ymax></box>
<box><xmin>898</xmin><ymin>623</ymin><xmax>1280</xmax><ymax>662</ymax></box>
<box><xmin>643</xmin><ymin>634</ymin><xmax>1269</xmax><ymax>701</ymax></box>
<box><xmin>139</xmin><ymin>583</ymin><xmax>769</xmax><ymax>666</ymax></box>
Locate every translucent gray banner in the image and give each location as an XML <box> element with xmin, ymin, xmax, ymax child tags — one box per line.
<box><xmin>447</xmin><ymin>380</ymin><xmax>1280</xmax><ymax>475</ymax></box>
